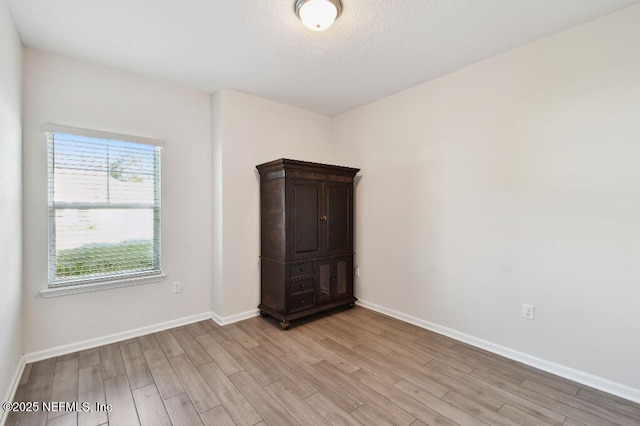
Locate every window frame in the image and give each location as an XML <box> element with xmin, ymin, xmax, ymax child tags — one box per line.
<box><xmin>43</xmin><ymin>124</ymin><xmax>165</xmax><ymax>293</ymax></box>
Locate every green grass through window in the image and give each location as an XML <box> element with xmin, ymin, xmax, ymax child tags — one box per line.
<box><xmin>56</xmin><ymin>242</ymin><xmax>153</xmax><ymax>279</ymax></box>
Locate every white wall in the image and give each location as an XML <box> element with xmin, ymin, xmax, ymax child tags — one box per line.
<box><xmin>22</xmin><ymin>50</ymin><xmax>213</xmax><ymax>354</ymax></box>
<box><xmin>0</xmin><ymin>0</ymin><xmax>23</xmax><ymax>409</ymax></box>
<box><xmin>333</xmin><ymin>5</ymin><xmax>640</xmax><ymax>393</ymax></box>
<box><xmin>212</xmin><ymin>89</ymin><xmax>333</xmax><ymax>319</ymax></box>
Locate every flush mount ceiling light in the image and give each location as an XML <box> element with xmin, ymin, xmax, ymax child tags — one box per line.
<box><xmin>295</xmin><ymin>0</ymin><xmax>343</xmax><ymax>32</ymax></box>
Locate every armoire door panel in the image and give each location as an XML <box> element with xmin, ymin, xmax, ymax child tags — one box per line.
<box><xmin>288</xmin><ymin>179</ymin><xmax>322</xmax><ymax>259</ymax></box>
<box><xmin>317</xmin><ymin>262</ymin><xmax>331</xmax><ymax>303</ymax></box>
<box><xmin>335</xmin><ymin>259</ymin><xmax>348</xmax><ymax>297</ymax></box>
<box><xmin>325</xmin><ymin>183</ymin><xmax>352</xmax><ymax>256</ymax></box>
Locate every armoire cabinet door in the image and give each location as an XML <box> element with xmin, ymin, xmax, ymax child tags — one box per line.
<box><xmin>315</xmin><ymin>257</ymin><xmax>352</xmax><ymax>303</ymax></box>
<box><xmin>325</xmin><ymin>183</ymin><xmax>352</xmax><ymax>256</ymax></box>
<box><xmin>288</xmin><ymin>179</ymin><xmax>323</xmax><ymax>260</ymax></box>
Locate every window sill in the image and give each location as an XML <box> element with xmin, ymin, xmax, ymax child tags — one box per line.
<box><xmin>40</xmin><ymin>273</ymin><xmax>167</xmax><ymax>298</ymax></box>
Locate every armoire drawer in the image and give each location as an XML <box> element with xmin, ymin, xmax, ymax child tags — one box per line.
<box><xmin>288</xmin><ymin>290</ymin><xmax>314</xmax><ymax>312</ymax></box>
<box><xmin>288</xmin><ymin>277</ymin><xmax>314</xmax><ymax>295</ymax></box>
<box><xmin>288</xmin><ymin>262</ymin><xmax>313</xmax><ymax>278</ymax></box>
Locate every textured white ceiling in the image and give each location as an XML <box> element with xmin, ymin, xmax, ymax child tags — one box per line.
<box><xmin>8</xmin><ymin>0</ymin><xmax>640</xmax><ymax>116</ymax></box>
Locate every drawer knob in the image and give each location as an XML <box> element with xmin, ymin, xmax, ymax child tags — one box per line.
<box><xmin>300</xmin><ymin>267</ymin><xmax>305</xmax><ymax>272</ymax></box>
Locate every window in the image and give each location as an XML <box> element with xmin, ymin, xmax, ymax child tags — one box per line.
<box><xmin>46</xmin><ymin>126</ymin><xmax>162</xmax><ymax>287</ymax></box>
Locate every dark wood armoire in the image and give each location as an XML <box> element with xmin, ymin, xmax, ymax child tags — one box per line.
<box><xmin>256</xmin><ymin>159</ymin><xmax>360</xmax><ymax>329</ymax></box>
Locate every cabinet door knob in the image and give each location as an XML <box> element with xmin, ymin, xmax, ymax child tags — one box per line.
<box><xmin>319</xmin><ymin>215</ymin><xmax>327</xmax><ymax>221</ymax></box>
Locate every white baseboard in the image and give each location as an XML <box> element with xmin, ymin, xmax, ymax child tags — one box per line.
<box><xmin>22</xmin><ymin>308</ymin><xmax>260</xmax><ymax>364</ymax></box>
<box><xmin>356</xmin><ymin>299</ymin><xmax>640</xmax><ymax>404</ymax></box>
<box><xmin>24</xmin><ymin>311</ymin><xmax>214</xmax><ymax>363</ymax></box>
<box><xmin>211</xmin><ymin>308</ymin><xmax>260</xmax><ymax>326</ymax></box>
<box><xmin>1</xmin><ymin>355</ymin><xmax>25</xmax><ymax>426</ymax></box>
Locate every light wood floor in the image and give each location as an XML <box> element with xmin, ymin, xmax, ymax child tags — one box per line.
<box><xmin>7</xmin><ymin>307</ymin><xmax>640</xmax><ymax>426</ymax></box>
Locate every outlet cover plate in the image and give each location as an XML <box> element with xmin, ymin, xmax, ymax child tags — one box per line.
<box><xmin>522</xmin><ymin>303</ymin><xmax>535</xmax><ymax>320</ymax></box>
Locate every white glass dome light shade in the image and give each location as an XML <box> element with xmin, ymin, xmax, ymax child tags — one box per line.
<box><xmin>296</xmin><ymin>0</ymin><xmax>342</xmax><ymax>32</ymax></box>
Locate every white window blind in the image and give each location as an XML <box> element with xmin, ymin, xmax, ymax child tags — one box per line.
<box><xmin>47</xmin><ymin>130</ymin><xmax>162</xmax><ymax>286</ymax></box>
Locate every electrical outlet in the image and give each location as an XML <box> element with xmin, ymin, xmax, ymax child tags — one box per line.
<box><xmin>173</xmin><ymin>281</ymin><xmax>181</xmax><ymax>293</ymax></box>
<box><xmin>522</xmin><ymin>303</ymin><xmax>535</xmax><ymax>320</ymax></box>
<box><xmin>355</xmin><ymin>266</ymin><xmax>360</xmax><ymax>277</ymax></box>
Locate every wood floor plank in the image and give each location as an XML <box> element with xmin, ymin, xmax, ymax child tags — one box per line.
<box><xmin>221</xmin><ymin>340</ymin><xmax>278</xmax><ymax>386</ymax></box>
<box><xmin>383</xmin><ymin>351</ymin><xmax>450</xmax><ymax>398</ymax></box>
<box><xmin>393</xmin><ymin>380</ymin><xmax>488</xmax><ymax>426</ymax></box>
<box><xmin>20</xmin><ymin>363</ymin><xmax>34</xmax><ymax>385</ymax></box>
<box><xmin>311</xmin><ymin>360</ymin><xmax>415</xmax><ymax>425</ymax></box>
<box><xmin>137</xmin><ymin>333</ymin><xmax>161</xmax><ymax>352</ymax></box>
<box><xmin>351</xmin><ymin>404</ymin><xmax>395</xmax><ymax>426</ymax></box>
<box><xmin>442</xmin><ymin>391</ymin><xmax>521</xmax><ymax>426</ymax></box>
<box><xmin>279</xmin><ymin>352</ymin><xmax>364</xmax><ymax>413</ymax></box>
<box><xmin>201</xmin><ymin>405</ymin><xmax>235</xmax><ymax>426</ymax></box>
<box><xmin>184</xmin><ymin>321</ymin><xmax>209</xmax><ymax>338</ymax></box>
<box><xmin>472</xmin><ymin>368</ymin><xmax>618</xmax><ymax>426</ymax></box>
<box><xmin>195</xmin><ymin>333</ymin><xmax>244</xmax><ymax>376</ymax></box>
<box><xmin>120</xmin><ymin>342</ymin><xmax>154</xmax><ymax>390</ymax></box>
<box><xmin>100</xmin><ymin>343</ymin><xmax>126</xmax><ymax>380</ymax></box>
<box><xmin>575</xmin><ymin>387</ymin><xmax>640</xmax><ymax>419</ymax></box>
<box><xmin>520</xmin><ymin>378</ymin><xmax>639</xmax><ymax>426</ymax></box>
<box><xmin>199</xmin><ymin>320</ymin><xmax>233</xmax><ymax>343</ymax></box>
<box><xmin>140</xmin><ymin>348</ymin><xmax>184</xmax><ymax>400</ymax></box>
<box><xmin>436</xmin><ymin>360</ymin><xmax>565</xmax><ymax>425</ymax></box>
<box><xmin>22</xmin><ymin>358</ymin><xmax>56</xmax><ymax>401</ymax></box>
<box><xmin>250</xmin><ymin>345</ymin><xmax>318</xmax><ymax>398</ymax></box>
<box><xmin>77</xmin><ymin>365</ymin><xmax>108</xmax><ymax>426</ymax></box>
<box><xmin>45</xmin><ymin>412</ymin><xmax>77</xmax><ymax>426</ymax></box>
<box><xmin>347</xmin><ymin>321</ymin><xmax>433</xmax><ymax>363</ymax></box>
<box><xmin>394</xmin><ymin>334</ymin><xmax>477</xmax><ymax>374</ymax></box>
<box><xmin>171</xmin><ymin>328</ymin><xmax>212</xmax><ymax>366</ymax></box>
<box><xmin>78</xmin><ymin>348</ymin><xmax>100</xmax><ymax>369</ymax></box>
<box><xmin>562</xmin><ymin>418</ymin><xmax>588</xmax><ymax>426</ymax></box>
<box><xmin>497</xmin><ymin>403</ymin><xmax>560</xmax><ymax>426</ymax></box>
<box><xmin>236</xmin><ymin>320</ymin><xmax>290</xmax><ymax>357</ymax></box>
<box><xmin>198</xmin><ymin>361</ymin><xmax>262</xmax><ymax>426</ymax></box>
<box><xmin>168</xmin><ymin>354</ymin><xmax>220</xmax><ymax>413</ymax></box>
<box><xmin>48</xmin><ymin>358</ymin><xmax>79</xmax><ymax>420</ymax></box>
<box><xmin>319</xmin><ymin>337</ymin><xmax>402</xmax><ymax>385</ymax></box>
<box><xmin>310</xmin><ymin>321</ymin><xmax>363</xmax><ymax>350</ymax></box>
<box><xmin>155</xmin><ymin>330</ymin><xmax>185</xmax><ymax>358</ymax></box>
<box><xmin>224</xmin><ymin>324</ymin><xmax>260</xmax><ymax>349</ymax></box>
<box><xmin>15</xmin><ymin>359</ymin><xmax>56</xmax><ymax>426</ymax></box>
<box><xmin>418</xmin><ymin>357</ymin><xmax>508</xmax><ymax>411</ymax></box>
<box><xmin>164</xmin><ymin>392</ymin><xmax>204</xmax><ymax>426</ymax></box>
<box><xmin>352</xmin><ymin>309</ymin><xmax>424</xmax><ymax>342</ymax></box>
<box><xmin>304</xmin><ymin>390</ymin><xmax>362</xmax><ymax>426</ymax></box>
<box><xmin>288</xmin><ymin>329</ymin><xmax>359</xmax><ymax>373</ymax></box>
<box><xmin>103</xmin><ymin>375</ymin><xmax>140</xmax><ymax>425</ymax></box>
<box><xmin>265</xmin><ymin>380</ymin><xmax>330</xmax><ymax>425</ymax></box>
<box><xmin>351</xmin><ymin>369</ymin><xmax>458</xmax><ymax>426</ymax></box>
<box><xmin>228</xmin><ymin>371</ymin><xmax>298</xmax><ymax>426</ymax></box>
<box><xmin>268</xmin><ymin>327</ymin><xmax>324</xmax><ymax>364</ymax></box>
<box><xmin>56</xmin><ymin>353</ymin><xmax>78</xmax><ymax>363</ymax></box>
<box><xmin>131</xmin><ymin>383</ymin><xmax>172</xmax><ymax>426</ymax></box>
